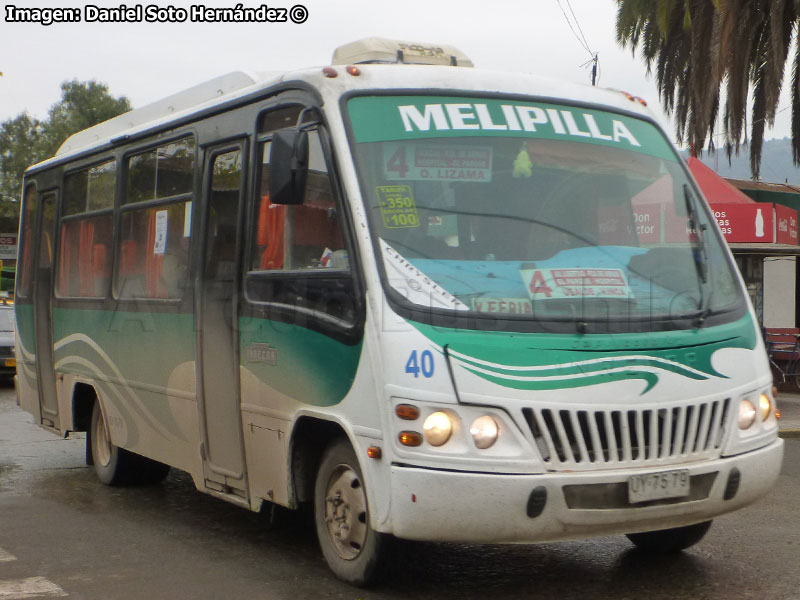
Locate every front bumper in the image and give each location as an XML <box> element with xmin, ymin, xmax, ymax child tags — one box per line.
<box><xmin>387</xmin><ymin>438</ymin><xmax>784</xmax><ymax>542</ymax></box>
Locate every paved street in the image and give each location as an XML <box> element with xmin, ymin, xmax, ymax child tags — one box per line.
<box><xmin>1</xmin><ymin>382</ymin><xmax>799</xmax><ymax>600</ymax></box>
<box><xmin>776</xmin><ymin>389</ymin><xmax>800</xmax><ymax>437</ymax></box>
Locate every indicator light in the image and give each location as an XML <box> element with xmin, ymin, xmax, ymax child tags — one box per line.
<box><xmin>399</xmin><ymin>431</ymin><xmax>423</xmax><ymax>446</ymax></box>
<box><xmin>395</xmin><ymin>404</ymin><xmax>420</xmax><ymax>420</ymax></box>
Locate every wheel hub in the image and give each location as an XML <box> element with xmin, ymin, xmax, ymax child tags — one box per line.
<box><xmin>324</xmin><ymin>466</ymin><xmax>368</xmax><ymax>560</ymax></box>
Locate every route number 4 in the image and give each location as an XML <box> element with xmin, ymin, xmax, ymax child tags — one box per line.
<box><xmin>387</xmin><ymin>146</ymin><xmax>409</xmax><ymax>177</ymax></box>
<box><xmin>405</xmin><ymin>350</ymin><xmax>434</xmax><ymax>378</ymax></box>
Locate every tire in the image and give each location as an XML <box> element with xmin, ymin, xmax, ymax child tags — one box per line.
<box><xmin>89</xmin><ymin>401</ymin><xmax>170</xmax><ymax>486</ymax></box>
<box><xmin>313</xmin><ymin>439</ymin><xmax>390</xmax><ymax>586</ymax></box>
<box><xmin>626</xmin><ymin>520</ymin><xmax>712</xmax><ymax>553</ymax></box>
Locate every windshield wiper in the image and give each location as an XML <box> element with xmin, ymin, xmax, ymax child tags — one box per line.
<box><xmin>683</xmin><ymin>184</ymin><xmax>711</xmax><ymax>324</ymax></box>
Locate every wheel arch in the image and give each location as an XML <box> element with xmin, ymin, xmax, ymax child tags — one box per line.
<box><xmin>71</xmin><ymin>381</ymin><xmax>99</xmax><ymax>432</ymax></box>
<box><xmin>69</xmin><ymin>381</ymin><xmax>101</xmax><ymax>466</ymax></box>
<box><xmin>288</xmin><ymin>415</ymin><xmax>349</xmax><ymax>506</ymax></box>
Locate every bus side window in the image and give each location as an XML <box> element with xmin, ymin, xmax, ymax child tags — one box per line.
<box><xmin>117</xmin><ymin>204</ymin><xmax>190</xmax><ymax>299</ymax></box>
<box><xmin>17</xmin><ymin>184</ymin><xmax>37</xmax><ymax>298</ymax></box>
<box><xmin>245</xmin><ymin>108</ymin><xmax>356</xmax><ymax>327</ymax></box>
<box><xmin>56</xmin><ymin>160</ymin><xmax>116</xmax><ymax>299</ymax></box>
<box><xmin>38</xmin><ymin>193</ymin><xmax>58</xmax><ymax>270</ymax></box>
<box><xmin>250</xmin><ymin>131</ymin><xmax>348</xmax><ymax>273</ymax></box>
<box><xmin>206</xmin><ymin>149</ymin><xmax>242</xmax><ymax>282</ymax></box>
<box><xmin>116</xmin><ymin>138</ymin><xmax>194</xmax><ymax>300</ymax></box>
<box><xmin>56</xmin><ymin>216</ymin><xmax>113</xmax><ymax>298</ymax></box>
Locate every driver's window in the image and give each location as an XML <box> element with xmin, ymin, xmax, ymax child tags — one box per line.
<box><xmin>244</xmin><ymin>105</ymin><xmax>357</xmax><ymax>327</ymax></box>
<box><xmin>250</xmin><ymin>108</ymin><xmax>348</xmax><ymax>273</ymax></box>
<box><xmin>251</xmin><ymin>133</ymin><xmax>347</xmax><ymax>272</ymax></box>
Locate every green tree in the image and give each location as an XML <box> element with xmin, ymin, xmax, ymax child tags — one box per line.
<box><xmin>616</xmin><ymin>0</ymin><xmax>798</xmax><ymax>180</ymax></box>
<box><xmin>0</xmin><ymin>113</ymin><xmax>42</xmax><ymax>217</ymax></box>
<box><xmin>0</xmin><ymin>80</ymin><xmax>131</xmax><ymax>221</ymax></box>
<box><xmin>38</xmin><ymin>80</ymin><xmax>131</xmax><ymax>158</ymax></box>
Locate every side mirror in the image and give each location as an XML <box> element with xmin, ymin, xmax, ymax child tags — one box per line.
<box><xmin>269</xmin><ymin>129</ymin><xmax>309</xmax><ymax>205</ymax></box>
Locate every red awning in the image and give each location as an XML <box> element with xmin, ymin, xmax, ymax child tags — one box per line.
<box><xmin>686</xmin><ymin>157</ymin><xmax>754</xmax><ymax>204</ymax></box>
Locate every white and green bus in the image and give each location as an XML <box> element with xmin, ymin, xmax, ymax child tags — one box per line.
<box><xmin>16</xmin><ymin>39</ymin><xmax>783</xmax><ymax>584</ymax></box>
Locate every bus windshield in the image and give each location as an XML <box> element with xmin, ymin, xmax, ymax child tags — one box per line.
<box><xmin>347</xmin><ymin>95</ymin><xmax>742</xmax><ymax>329</ymax></box>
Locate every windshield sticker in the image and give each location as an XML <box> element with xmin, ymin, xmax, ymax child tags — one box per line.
<box><xmin>472</xmin><ymin>297</ymin><xmax>533</xmax><ymax>314</ymax></box>
<box><xmin>348</xmin><ymin>96</ymin><xmax>675</xmax><ymax>162</ymax></box>
<box><xmin>520</xmin><ymin>267</ymin><xmax>633</xmax><ymax>300</ymax></box>
<box><xmin>154</xmin><ymin>210</ymin><xmax>168</xmax><ymax>255</ymax></box>
<box><xmin>380</xmin><ymin>240</ymin><xmax>469</xmax><ymax>310</ymax></box>
<box><xmin>383</xmin><ymin>143</ymin><xmax>492</xmax><ymax>182</ymax></box>
<box><xmin>377</xmin><ymin>185</ymin><xmax>420</xmax><ymax>228</ymax></box>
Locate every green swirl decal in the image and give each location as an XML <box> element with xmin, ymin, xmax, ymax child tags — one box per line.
<box><xmin>415</xmin><ymin>315</ymin><xmax>757</xmax><ymax>395</ymax></box>
<box><xmin>451</xmin><ymin>351</ymin><xmax>711</xmax><ymax>381</ymax></box>
<box><xmin>464</xmin><ymin>366</ymin><xmax>661</xmax><ymax>393</ymax></box>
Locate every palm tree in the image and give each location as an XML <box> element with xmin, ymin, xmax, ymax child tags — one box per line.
<box><xmin>616</xmin><ymin>0</ymin><xmax>798</xmax><ymax>180</ymax></box>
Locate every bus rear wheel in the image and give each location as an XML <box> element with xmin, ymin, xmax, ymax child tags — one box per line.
<box><xmin>626</xmin><ymin>520</ymin><xmax>712</xmax><ymax>553</ymax></box>
<box><xmin>313</xmin><ymin>439</ymin><xmax>389</xmax><ymax>586</ymax></box>
<box><xmin>89</xmin><ymin>401</ymin><xmax>170</xmax><ymax>486</ymax></box>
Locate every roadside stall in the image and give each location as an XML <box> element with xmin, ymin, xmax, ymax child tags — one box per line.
<box><xmin>686</xmin><ymin>158</ymin><xmax>800</xmax><ymax>329</ymax></box>
<box><xmin>632</xmin><ymin>157</ymin><xmax>800</xmax><ymax>328</ymax></box>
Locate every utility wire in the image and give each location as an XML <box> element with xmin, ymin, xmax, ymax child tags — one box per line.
<box><xmin>566</xmin><ymin>0</ymin><xmax>593</xmax><ymax>57</ymax></box>
<box><xmin>707</xmin><ymin>105</ymin><xmax>790</xmax><ymax>141</ymax></box>
<box><xmin>556</xmin><ymin>0</ymin><xmax>598</xmax><ymax>85</ymax></box>
<box><xmin>556</xmin><ymin>0</ymin><xmax>592</xmax><ymax>57</ymax></box>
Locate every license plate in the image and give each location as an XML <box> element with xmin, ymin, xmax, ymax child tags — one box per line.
<box><xmin>4</xmin><ymin>358</ymin><xmax>14</xmax><ymax>367</ymax></box>
<box><xmin>628</xmin><ymin>469</ymin><xmax>690</xmax><ymax>504</ymax></box>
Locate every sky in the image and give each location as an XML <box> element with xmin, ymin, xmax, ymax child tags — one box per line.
<box><xmin>0</xmin><ymin>0</ymin><xmax>794</xmax><ymax>145</ymax></box>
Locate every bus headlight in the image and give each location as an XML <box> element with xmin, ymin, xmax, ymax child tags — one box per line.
<box><xmin>738</xmin><ymin>399</ymin><xmax>757</xmax><ymax>429</ymax></box>
<box><xmin>470</xmin><ymin>415</ymin><xmax>499</xmax><ymax>449</ymax></box>
<box><xmin>423</xmin><ymin>411</ymin><xmax>453</xmax><ymax>446</ymax></box>
<box><xmin>759</xmin><ymin>394</ymin><xmax>772</xmax><ymax>421</ymax></box>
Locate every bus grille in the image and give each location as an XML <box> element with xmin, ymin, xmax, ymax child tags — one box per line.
<box><xmin>522</xmin><ymin>398</ymin><xmax>730</xmax><ymax>469</ymax></box>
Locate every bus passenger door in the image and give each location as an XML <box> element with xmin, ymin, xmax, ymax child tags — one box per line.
<box><xmin>33</xmin><ymin>192</ymin><xmax>59</xmax><ymax>430</ymax></box>
<box><xmin>196</xmin><ymin>142</ymin><xmax>248</xmax><ymax>497</ymax></box>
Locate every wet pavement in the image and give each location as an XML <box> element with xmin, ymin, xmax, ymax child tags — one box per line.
<box><xmin>777</xmin><ymin>390</ymin><xmax>800</xmax><ymax>438</ymax></box>
<box><xmin>1</xmin><ymin>383</ymin><xmax>799</xmax><ymax>599</ymax></box>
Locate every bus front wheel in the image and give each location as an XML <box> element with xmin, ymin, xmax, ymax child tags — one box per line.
<box><xmin>313</xmin><ymin>439</ymin><xmax>389</xmax><ymax>586</ymax></box>
<box><xmin>89</xmin><ymin>401</ymin><xmax>170</xmax><ymax>486</ymax></box>
<box><xmin>625</xmin><ymin>520</ymin><xmax>712</xmax><ymax>553</ymax></box>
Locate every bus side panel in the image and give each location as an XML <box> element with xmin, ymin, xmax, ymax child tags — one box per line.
<box><xmin>14</xmin><ymin>302</ymin><xmax>40</xmax><ymax>421</ymax></box>
<box><xmin>238</xmin><ymin>317</ymin><xmax>363</xmax><ymax>409</ymax></box>
<box><xmin>239</xmin><ymin>315</ymin><xmax>385</xmax><ymax>509</ymax></box>
<box><xmin>240</xmin><ymin>413</ymin><xmax>289</xmax><ymax>506</ymax></box>
<box><xmin>51</xmin><ymin>306</ymin><xmax>201</xmax><ymax>475</ymax></box>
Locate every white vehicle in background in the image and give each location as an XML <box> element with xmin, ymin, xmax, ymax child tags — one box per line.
<box><xmin>15</xmin><ymin>38</ymin><xmax>782</xmax><ymax>585</ymax></box>
<box><xmin>0</xmin><ymin>293</ymin><xmax>15</xmax><ymax>379</ymax></box>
